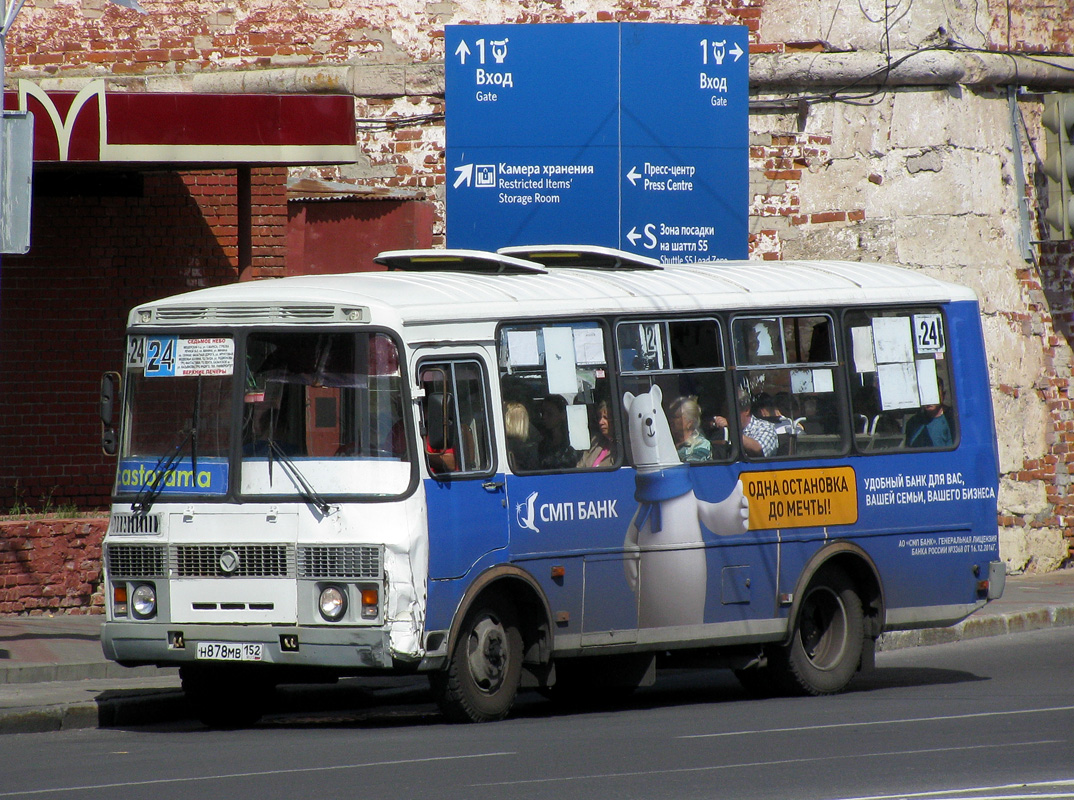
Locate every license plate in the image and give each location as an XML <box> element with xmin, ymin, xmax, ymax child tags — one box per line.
<box><xmin>195</xmin><ymin>641</ymin><xmax>263</xmax><ymax>662</ymax></box>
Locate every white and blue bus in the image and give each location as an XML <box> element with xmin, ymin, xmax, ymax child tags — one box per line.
<box><xmin>99</xmin><ymin>246</ymin><xmax>1004</xmax><ymax>725</ymax></box>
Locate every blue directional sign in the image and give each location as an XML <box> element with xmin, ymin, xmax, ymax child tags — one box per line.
<box><xmin>446</xmin><ymin>23</ymin><xmax>749</xmax><ymax>261</ymax></box>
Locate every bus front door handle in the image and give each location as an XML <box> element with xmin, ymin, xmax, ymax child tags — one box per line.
<box><xmin>482</xmin><ymin>480</ymin><xmax>505</xmax><ymax>492</ymax></box>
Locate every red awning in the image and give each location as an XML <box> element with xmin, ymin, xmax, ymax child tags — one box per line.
<box><xmin>3</xmin><ymin>79</ymin><xmax>357</xmax><ymax>165</ymax></box>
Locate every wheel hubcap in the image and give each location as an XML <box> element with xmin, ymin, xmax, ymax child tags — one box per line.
<box><xmin>800</xmin><ymin>586</ymin><xmax>848</xmax><ymax>671</ymax></box>
<box><xmin>466</xmin><ymin>615</ymin><xmax>507</xmax><ymax>693</ymax></box>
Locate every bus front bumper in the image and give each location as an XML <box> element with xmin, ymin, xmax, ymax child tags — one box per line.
<box><xmin>102</xmin><ymin>621</ymin><xmax>397</xmax><ymax>672</ymax></box>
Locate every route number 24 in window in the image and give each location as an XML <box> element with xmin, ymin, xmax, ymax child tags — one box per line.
<box><xmin>128</xmin><ymin>336</ymin><xmax>178</xmax><ymax>377</ymax></box>
<box><xmin>914</xmin><ymin>314</ymin><xmax>945</xmax><ymax>354</ymax></box>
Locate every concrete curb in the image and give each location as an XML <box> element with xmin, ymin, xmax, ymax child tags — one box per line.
<box><xmin>0</xmin><ymin>662</ymin><xmax>175</xmax><ymax>685</ymax></box>
<box><xmin>0</xmin><ymin>688</ymin><xmax>188</xmax><ymax>735</ymax></box>
<box><xmin>877</xmin><ymin>604</ymin><xmax>1074</xmax><ymax>650</ymax></box>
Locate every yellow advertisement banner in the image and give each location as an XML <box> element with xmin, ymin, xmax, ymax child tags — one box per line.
<box><xmin>741</xmin><ymin>466</ymin><xmax>858</xmax><ymax>530</ymax></box>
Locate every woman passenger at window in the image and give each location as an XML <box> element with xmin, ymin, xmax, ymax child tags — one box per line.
<box><xmin>504</xmin><ymin>401</ymin><xmax>539</xmax><ymax>471</ymax></box>
<box><xmin>578</xmin><ymin>399</ymin><xmax>616</xmax><ymax>468</ymax></box>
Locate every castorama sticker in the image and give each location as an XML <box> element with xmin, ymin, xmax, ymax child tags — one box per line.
<box><xmin>117</xmin><ymin>457</ymin><xmax>229</xmax><ymax>496</ymax></box>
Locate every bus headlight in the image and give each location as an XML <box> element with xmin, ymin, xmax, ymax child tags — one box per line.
<box><xmin>318</xmin><ymin>586</ymin><xmax>347</xmax><ymax>621</ymax></box>
<box><xmin>131</xmin><ymin>583</ymin><xmax>157</xmax><ymax>619</ymax></box>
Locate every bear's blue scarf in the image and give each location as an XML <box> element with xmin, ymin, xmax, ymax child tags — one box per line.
<box><xmin>633</xmin><ymin>465</ymin><xmax>693</xmax><ymax>533</ymax></box>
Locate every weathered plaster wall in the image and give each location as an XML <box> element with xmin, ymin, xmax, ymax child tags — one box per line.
<box><xmin>5</xmin><ymin>0</ymin><xmax>1074</xmax><ymax>574</ymax></box>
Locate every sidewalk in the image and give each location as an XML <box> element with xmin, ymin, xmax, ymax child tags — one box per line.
<box><xmin>1</xmin><ymin>568</ymin><xmax>1072</xmax><ymax>734</ymax></box>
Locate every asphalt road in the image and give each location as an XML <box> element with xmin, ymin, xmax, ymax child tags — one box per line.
<box><xmin>1</xmin><ymin>626</ymin><xmax>1072</xmax><ymax>800</ymax></box>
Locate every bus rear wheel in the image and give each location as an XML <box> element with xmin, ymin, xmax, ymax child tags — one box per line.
<box><xmin>777</xmin><ymin>565</ymin><xmax>864</xmax><ymax>696</ymax></box>
<box><xmin>432</xmin><ymin>596</ymin><xmax>523</xmax><ymax>723</ymax></box>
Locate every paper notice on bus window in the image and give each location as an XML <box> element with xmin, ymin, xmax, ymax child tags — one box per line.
<box><xmin>544</xmin><ymin>327</ymin><xmax>578</xmax><ymax>394</ymax></box>
<box><xmin>877</xmin><ymin>361</ymin><xmax>920</xmax><ymax>410</ymax></box>
<box><xmin>507</xmin><ymin>330</ymin><xmax>540</xmax><ymax>366</ymax></box>
<box><xmin>574</xmin><ymin>327</ymin><xmax>605</xmax><ymax>365</ymax></box>
<box><xmin>851</xmin><ymin>327</ymin><xmax>876</xmax><ymax>372</ymax></box>
<box><xmin>790</xmin><ymin>369</ymin><xmax>814</xmax><ymax>394</ymax></box>
<box><xmin>916</xmin><ymin>357</ymin><xmax>940</xmax><ymax>405</ymax></box>
<box><xmin>812</xmin><ymin>368</ymin><xmax>834</xmax><ymax>393</ymax></box>
<box><xmin>175</xmin><ymin>338</ymin><xmax>234</xmax><ymax>376</ymax></box>
<box><xmin>144</xmin><ymin>336</ymin><xmax>234</xmax><ymax>377</ymax></box>
<box><xmin>872</xmin><ymin>316</ymin><xmax>914</xmax><ymax>364</ymax></box>
<box><xmin>566</xmin><ymin>405</ymin><xmax>590</xmax><ymax>450</ymax></box>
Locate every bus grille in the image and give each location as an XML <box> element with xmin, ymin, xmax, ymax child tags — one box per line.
<box><xmin>106</xmin><ymin>544</ymin><xmax>167</xmax><ymax>578</ymax></box>
<box><xmin>153</xmin><ymin>305</ymin><xmax>338</xmax><ymax>322</ymax></box>
<box><xmin>297</xmin><ymin>545</ymin><xmax>382</xmax><ymax>579</ymax></box>
<box><xmin>172</xmin><ymin>544</ymin><xmax>294</xmax><ymax>578</ymax></box>
<box><xmin>108</xmin><ymin>513</ymin><xmax>162</xmax><ymax>535</ymax></box>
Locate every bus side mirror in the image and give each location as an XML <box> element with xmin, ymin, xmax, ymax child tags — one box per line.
<box><xmin>100</xmin><ymin>372</ymin><xmax>120</xmax><ymax>455</ymax></box>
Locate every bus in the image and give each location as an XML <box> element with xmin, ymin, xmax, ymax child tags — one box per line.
<box><xmin>99</xmin><ymin>245</ymin><xmax>1004</xmax><ymax>726</ymax></box>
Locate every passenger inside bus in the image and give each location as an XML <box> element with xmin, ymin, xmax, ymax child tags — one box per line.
<box><xmin>754</xmin><ymin>392</ymin><xmax>803</xmax><ymax>455</ymax></box>
<box><xmin>577</xmin><ymin>399</ymin><xmax>617</xmax><ymax>468</ymax></box>
<box><xmin>668</xmin><ymin>395</ymin><xmax>712</xmax><ymax>463</ymax></box>
<box><xmin>536</xmin><ymin>395</ymin><xmax>578</xmax><ymax>469</ymax></box>
<box><xmin>712</xmin><ymin>392</ymin><xmax>779</xmax><ymax>458</ymax></box>
<box><xmin>504</xmin><ymin>401</ymin><xmax>540</xmax><ymax>472</ymax></box>
<box><xmin>905</xmin><ymin>379</ymin><xmax>954</xmax><ymax>448</ymax></box>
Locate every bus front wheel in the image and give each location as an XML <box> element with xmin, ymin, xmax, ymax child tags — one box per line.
<box><xmin>778</xmin><ymin>566</ymin><xmax>864</xmax><ymax>696</ymax></box>
<box><xmin>432</xmin><ymin>596</ymin><xmax>523</xmax><ymax>723</ymax></box>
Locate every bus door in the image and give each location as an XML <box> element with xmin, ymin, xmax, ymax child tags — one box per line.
<box><xmin>498</xmin><ymin>321</ymin><xmax>640</xmax><ymax>645</ymax></box>
<box><xmin>417</xmin><ymin>357</ymin><xmax>505</xmax><ymax>580</ymax></box>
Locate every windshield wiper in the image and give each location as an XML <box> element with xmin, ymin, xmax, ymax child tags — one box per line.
<box><xmin>267</xmin><ymin>441</ymin><xmax>333</xmax><ymax>516</ymax></box>
<box><xmin>131</xmin><ymin>427</ymin><xmax>193</xmax><ymax>513</ymax></box>
<box><xmin>131</xmin><ymin>379</ymin><xmax>201</xmax><ymax>514</ymax></box>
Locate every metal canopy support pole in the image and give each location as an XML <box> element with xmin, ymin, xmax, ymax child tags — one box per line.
<box><xmin>1008</xmin><ymin>86</ymin><xmax>1035</xmax><ymax>264</ymax></box>
<box><xmin>1</xmin><ymin>0</ymin><xmax>26</xmax><ymax>255</ymax></box>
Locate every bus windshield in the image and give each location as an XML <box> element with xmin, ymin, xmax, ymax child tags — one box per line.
<box><xmin>240</xmin><ymin>330</ymin><xmax>411</xmax><ymax>499</ymax></box>
<box><xmin>116</xmin><ymin>331</ymin><xmax>412</xmax><ymax>501</ymax></box>
<box><xmin>117</xmin><ymin>335</ymin><xmax>235</xmax><ymax>501</ymax></box>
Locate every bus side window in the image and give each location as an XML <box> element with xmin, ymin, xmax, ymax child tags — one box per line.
<box><xmin>846</xmin><ymin>309</ymin><xmax>957</xmax><ymax>452</ymax></box>
<box><xmin>419</xmin><ymin>361</ymin><xmax>493</xmax><ymax>477</ymax></box>
<box><xmin>616</xmin><ymin>318</ymin><xmax>733</xmax><ymax>466</ymax></box>
<box><xmin>731</xmin><ymin>313</ymin><xmax>848</xmax><ymax>460</ymax></box>
<box><xmin>499</xmin><ymin>322</ymin><xmax>619</xmax><ymax>474</ymax></box>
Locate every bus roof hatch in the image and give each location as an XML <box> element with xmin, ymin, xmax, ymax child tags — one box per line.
<box><xmin>497</xmin><ymin>245</ymin><xmax>664</xmax><ymax>271</ymax></box>
<box><xmin>374</xmin><ymin>249</ymin><xmax>548</xmax><ymax>274</ymax></box>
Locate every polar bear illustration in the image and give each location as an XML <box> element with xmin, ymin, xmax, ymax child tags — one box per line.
<box><xmin>622</xmin><ymin>385</ymin><xmax>750</xmax><ymax>628</ymax></box>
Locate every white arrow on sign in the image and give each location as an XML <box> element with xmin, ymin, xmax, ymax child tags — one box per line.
<box><xmin>455</xmin><ymin>40</ymin><xmax>472</xmax><ymax>65</ymax></box>
<box><xmin>627</xmin><ymin>227</ymin><xmax>642</xmax><ymax>246</ymax></box>
<box><xmin>730</xmin><ymin>42</ymin><xmax>743</xmax><ymax>61</ymax></box>
<box><xmin>453</xmin><ymin>163</ymin><xmax>473</xmax><ymax>189</ymax></box>
<box><xmin>626</xmin><ymin>166</ymin><xmax>641</xmax><ymax>186</ymax></box>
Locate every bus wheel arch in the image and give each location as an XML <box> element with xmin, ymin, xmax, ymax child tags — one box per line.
<box><xmin>776</xmin><ymin>544</ymin><xmax>884</xmax><ymax>695</ymax></box>
<box><xmin>433</xmin><ymin>567</ymin><xmax>553</xmax><ymax>722</ymax></box>
<box><xmin>788</xmin><ymin>543</ymin><xmax>885</xmax><ymax>646</ymax></box>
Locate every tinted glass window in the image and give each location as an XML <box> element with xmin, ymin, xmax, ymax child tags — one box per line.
<box><xmin>845</xmin><ymin>309</ymin><xmax>957</xmax><ymax>452</ymax></box>
<box><xmin>499</xmin><ymin>322</ymin><xmax>619</xmax><ymax>473</ymax></box>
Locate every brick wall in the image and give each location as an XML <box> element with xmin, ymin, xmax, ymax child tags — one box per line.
<box><xmin>0</xmin><ymin>518</ymin><xmax>107</xmax><ymax>614</ymax></box>
<box><xmin>1031</xmin><ymin>242</ymin><xmax>1074</xmax><ymax>559</ymax></box>
<box><xmin>0</xmin><ymin>167</ymin><xmax>288</xmax><ymax>512</ymax></box>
